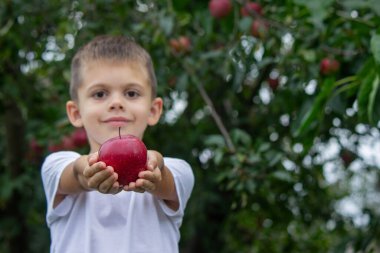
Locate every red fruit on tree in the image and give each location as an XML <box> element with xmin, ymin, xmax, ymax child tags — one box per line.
<box><xmin>61</xmin><ymin>135</ymin><xmax>75</xmax><ymax>150</ymax></box>
<box><xmin>241</xmin><ymin>2</ymin><xmax>263</xmax><ymax>16</ymax></box>
<box><xmin>169</xmin><ymin>38</ymin><xmax>181</xmax><ymax>52</ymax></box>
<box><xmin>251</xmin><ymin>19</ymin><xmax>268</xmax><ymax>38</ymax></box>
<box><xmin>320</xmin><ymin>58</ymin><xmax>340</xmax><ymax>75</ymax></box>
<box><xmin>268</xmin><ymin>77</ymin><xmax>279</xmax><ymax>91</ymax></box>
<box><xmin>169</xmin><ymin>36</ymin><xmax>191</xmax><ymax>53</ymax></box>
<box><xmin>48</xmin><ymin>143</ymin><xmax>63</xmax><ymax>153</ymax></box>
<box><xmin>209</xmin><ymin>0</ymin><xmax>232</xmax><ymax>19</ymax></box>
<box><xmin>178</xmin><ymin>36</ymin><xmax>191</xmax><ymax>51</ymax></box>
<box><xmin>168</xmin><ymin>76</ymin><xmax>177</xmax><ymax>87</ymax></box>
<box><xmin>71</xmin><ymin>128</ymin><xmax>88</xmax><ymax>148</ymax></box>
<box><xmin>27</xmin><ymin>138</ymin><xmax>44</xmax><ymax>162</ymax></box>
<box><xmin>29</xmin><ymin>138</ymin><xmax>44</xmax><ymax>155</ymax></box>
<box><xmin>340</xmin><ymin>149</ymin><xmax>355</xmax><ymax>167</ymax></box>
<box><xmin>98</xmin><ymin>129</ymin><xmax>147</xmax><ymax>186</ymax></box>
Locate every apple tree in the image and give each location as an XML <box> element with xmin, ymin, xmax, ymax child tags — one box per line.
<box><xmin>1</xmin><ymin>0</ymin><xmax>379</xmax><ymax>252</ymax></box>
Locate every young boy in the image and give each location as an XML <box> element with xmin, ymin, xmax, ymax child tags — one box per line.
<box><xmin>41</xmin><ymin>35</ymin><xmax>194</xmax><ymax>253</ymax></box>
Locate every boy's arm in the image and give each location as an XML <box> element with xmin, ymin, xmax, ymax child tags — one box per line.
<box><xmin>58</xmin><ymin>155</ymin><xmax>90</xmax><ymax>194</ymax></box>
<box><xmin>151</xmin><ymin>164</ymin><xmax>179</xmax><ymax>210</ymax></box>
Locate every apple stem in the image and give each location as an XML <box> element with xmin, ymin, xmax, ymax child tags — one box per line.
<box><xmin>119</xmin><ymin>127</ymin><xmax>121</xmax><ymax>139</ymax></box>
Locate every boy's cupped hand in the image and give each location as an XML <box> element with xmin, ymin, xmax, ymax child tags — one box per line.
<box><xmin>123</xmin><ymin>150</ymin><xmax>163</xmax><ymax>193</ymax></box>
<box><xmin>83</xmin><ymin>152</ymin><xmax>122</xmax><ymax>194</ymax></box>
<box><xmin>82</xmin><ymin>151</ymin><xmax>163</xmax><ymax>195</ymax></box>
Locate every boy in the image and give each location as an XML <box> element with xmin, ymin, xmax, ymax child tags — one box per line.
<box><xmin>41</xmin><ymin>35</ymin><xmax>194</xmax><ymax>253</ymax></box>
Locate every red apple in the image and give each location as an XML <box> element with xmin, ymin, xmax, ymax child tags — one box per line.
<box><xmin>340</xmin><ymin>149</ymin><xmax>355</xmax><ymax>167</ymax></box>
<box><xmin>178</xmin><ymin>36</ymin><xmax>191</xmax><ymax>51</ymax></box>
<box><xmin>168</xmin><ymin>76</ymin><xmax>177</xmax><ymax>87</ymax></box>
<box><xmin>27</xmin><ymin>138</ymin><xmax>44</xmax><ymax>162</ymax></box>
<box><xmin>209</xmin><ymin>0</ymin><xmax>232</xmax><ymax>19</ymax></box>
<box><xmin>170</xmin><ymin>36</ymin><xmax>191</xmax><ymax>54</ymax></box>
<box><xmin>268</xmin><ymin>77</ymin><xmax>279</xmax><ymax>91</ymax></box>
<box><xmin>29</xmin><ymin>138</ymin><xmax>43</xmax><ymax>155</ymax></box>
<box><xmin>251</xmin><ymin>19</ymin><xmax>268</xmax><ymax>38</ymax></box>
<box><xmin>169</xmin><ymin>38</ymin><xmax>181</xmax><ymax>52</ymax></box>
<box><xmin>241</xmin><ymin>2</ymin><xmax>262</xmax><ymax>16</ymax></box>
<box><xmin>48</xmin><ymin>143</ymin><xmax>63</xmax><ymax>152</ymax></box>
<box><xmin>71</xmin><ymin>128</ymin><xmax>88</xmax><ymax>148</ymax></box>
<box><xmin>320</xmin><ymin>58</ymin><xmax>340</xmax><ymax>75</ymax></box>
<box><xmin>61</xmin><ymin>135</ymin><xmax>75</xmax><ymax>150</ymax></box>
<box><xmin>98</xmin><ymin>134</ymin><xmax>147</xmax><ymax>186</ymax></box>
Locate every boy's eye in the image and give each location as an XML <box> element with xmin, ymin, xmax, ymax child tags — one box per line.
<box><xmin>93</xmin><ymin>91</ymin><xmax>107</xmax><ymax>99</ymax></box>
<box><xmin>125</xmin><ymin>90</ymin><xmax>139</xmax><ymax>98</ymax></box>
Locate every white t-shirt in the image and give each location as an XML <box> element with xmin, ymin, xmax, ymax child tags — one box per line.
<box><xmin>41</xmin><ymin>151</ymin><xmax>194</xmax><ymax>253</ymax></box>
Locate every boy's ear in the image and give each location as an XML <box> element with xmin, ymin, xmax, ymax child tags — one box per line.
<box><xmin>148</xmin><ymin>97</ymin><xmax>163</xmax><ymax>126</ymax></box>
<box><xmin>66</xmin><ymin>100</ymin><xmax>83</xmax><ymax>127</ymax></box>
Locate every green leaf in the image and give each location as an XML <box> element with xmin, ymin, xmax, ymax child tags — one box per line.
<box><xmin>368</xmin><ymin>75</ymin><xmax>380</xmax><ymax>125</ymax></box>
<box><xmin>341</xmin><ymin>0</ymin><xmax>380</xmax><ymax>16</ymax></box>
<box><xmin>266</xmin><ymin>152</ymin><xmax>283</xmax><ymax>167</ymax></box>
<box><xmin>293</xmin><ymin>0</ymin><xmax>334</xmax><ymax>26</ymax></box>
<box><xmin>292</xmin><ymin>78</ymin><xmax>335</xmax><ymax>137</ymax></box>
<box><xmin>231</xmin><ymin>128</ymin><xmax>251</xmax><ymax>147</ymax></box>
<box><xmin>176</xmin><ymin>73</ymin><xmax>189</xmax><ymax>92</ymax></box>
<box><xmin>357</xmin><ymin>69</ymin><xmax>376</xmax><ymax>122</ymax></box>
<box><xmin>370</xmin><ymin>34</ymin><xmax>380</xmax><ymax>65</ymax></box>
<box><xmin>238</xmin><ymin>17</ymin><xmax>253</xmax><ymax>33</ymax></box>
<box><xmin>214</xmin><ymin>149</ymin><xmax>224</xmax><ymax>165</ymax></box>
<box><xmin>272</xmin><ymin>170</ymin><xmax>294</xmax><ymax>183</ymax></box>
<box><xmin>205</xmin><ymin>134</ymin><xmax>225</xmax><ymax>148</ymax></box>
<box><xmin>0</xmin><ymin>19</ymin><xmax>13</xmax><ymax>36</ymax></box>
<box><xmin>159</xmin><ymin>16</ymin><xmax>174</xmax><ymax>36</ymax></box>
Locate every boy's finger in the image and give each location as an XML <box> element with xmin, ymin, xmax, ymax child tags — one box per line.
<box><xmin>123</xmin><ymin>182</ymin><xmax>145</xmax><ymax>193</ymax></box>
<box><xmin>134</xmin><ymin>186</ymin><xmax>146</xmax><ymax>193</ymax></box>
<box><xmin>146</xmin><ymin>151</ymin><xmax>157</xmax><ymax>171</ymax></box>
<box><xmin>88</xmin><ymin>152</ymin><xmax>99</xmax><ymax>165</ymax></box>
<box><xmin>98</xmin><ymin>172</ymin><xmax>118</xmax><ymax>193</ymax></box>
<box><xmin>140</xmin><ymin>180</ymin><xmax>155</xmax><ymax>192</ymax></box>
<box><xmin>83</xmin><ymin>162</ymin><xmax>106</xmax><ymax>177</ymax></box>
<box><xmin>87</xmin><ymin>166</ymin><xmax>114</xmax><ymax>189</ymax></box>
<box><xmin>109</xmin><ymin>182</ymin><xmax>123</xmax><ymax>195</ymax></box>
<box><xmin>139</xmin><ymin>168</ymin><xmax>161</xmax><ymax>183</ymax></box>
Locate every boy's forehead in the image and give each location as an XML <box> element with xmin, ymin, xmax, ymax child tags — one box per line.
<box><xmin>83</xmin><ymin>58</ymin><xmax>146</xmax><ymax>71</ymax></box>
<box><xmin>79</xmin><ymin>59</ymin><xmax>151</xmax><ymax>88</ymax></box>
<box><xmin>81</xmin><ymin>59</ymin><xmax>148</xmax><ymax>79</ymax></box>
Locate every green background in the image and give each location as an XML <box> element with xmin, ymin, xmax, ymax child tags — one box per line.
<box><xmin>1</xmin><ymin>0</ymin><xmax>380</xmax><ymax>252</ymax></box>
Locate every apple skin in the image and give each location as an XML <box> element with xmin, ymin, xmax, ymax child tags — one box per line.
<box><xmin>340</xmin><ymin>149</ymin><xmax>355</xmax><ymax>167</ymax></box>
<box><xmin>320</xmin><ymin>58</ymin><xmax>340</xmax><ymax>75</ymax></box>
<box><xmin>98</xmin><ymin>135</ymin><xmax>147</xmax><ymax>186</ymax></box>
<box><xmin>251</xmin><ymin>19</ymin><xmax>268</xmax><ymax>38</ymax></box>
<box><xmin>209</xmin><ymin>0</ymin><xmax>232</xmax><ymax>19</ymax></box>
<box><xmin>241</xmin><ymin>2</ymin><xmax>262</xmax><ymax>16</ymax></box>
<box><xmin>71</xmin><ymin>128</ymin><xmax>88</xmax><ymax>148</ymax></box>
<box><xmin>268</xmin><ymin>77</ymin><xmax>279</xmax><ymax>91</ymax></box>
<box><xmin>170</xmin><ymin>36</ymin><xmax>191</xmax><ymax>53</ymax></box>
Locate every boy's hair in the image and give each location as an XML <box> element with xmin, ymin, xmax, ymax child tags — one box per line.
<box><xmin>70</xmin><ymin>35</ymin><xmax>157</xmax><ymax>100</ymax></box>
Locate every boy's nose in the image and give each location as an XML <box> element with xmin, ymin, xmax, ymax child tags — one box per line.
<box><xmin>110</xmin><ymin>102</ymin><xmax>124</xmax><ymax>110</ymax></box>
<box><xmin>109</xmin><ymin>95</ymin><xmax>125</xmax><ymax>111</ymax></box>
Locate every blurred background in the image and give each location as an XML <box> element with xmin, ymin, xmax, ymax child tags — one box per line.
<box><xmin>1</xmin><ymin>0</ymin><xmax>380</xmax><ymax>252</ymax></box>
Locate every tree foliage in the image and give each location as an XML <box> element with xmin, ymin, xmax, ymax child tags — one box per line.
<box><xmin>1</xmin><ymin>0</ymin><xmax>380</xmax><ymax>252</ymax></box>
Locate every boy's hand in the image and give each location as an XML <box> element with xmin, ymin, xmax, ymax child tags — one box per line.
<box><xmin>83</xmin><ymin>152</ymin><xmax>122</xmax><ymax>195</ymax></box>
<box><xmin>123</xmin><ymin>150</ymin><xmax>163</xmax><ymax>193</ymax></box>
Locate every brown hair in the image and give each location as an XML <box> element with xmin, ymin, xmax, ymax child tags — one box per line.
<box><xmin>70</xmin><ymin>35</ymin><xmax>157</xmax><ymax>100</ymax></box>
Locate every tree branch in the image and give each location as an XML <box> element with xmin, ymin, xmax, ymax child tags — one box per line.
<box><xmin>182</xmin><ymin>62</ymin><xmax>236</xmax><ymax>153</ymax></box>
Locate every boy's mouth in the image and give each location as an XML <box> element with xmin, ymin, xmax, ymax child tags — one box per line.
<box><xmin>103</xmin><ymin>117</ymin><xmax>129</xmax><ymax>127</ymax></box>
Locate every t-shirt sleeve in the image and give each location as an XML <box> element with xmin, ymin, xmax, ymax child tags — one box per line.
<box><xmin>41</xmin><ymin>151</ymin><xmax>80</xmax><ymax>227</ymax></box>
<box><xmin>159</xmin><ymin>158</ymin><xmax>195</xmax><ymax>218</ymax></box>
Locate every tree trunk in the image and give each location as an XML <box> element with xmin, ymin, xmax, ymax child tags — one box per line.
<box><xmin>3</xmin><ymin>98</ymin><xmax>28</xmax><ymax>252</ymax></box>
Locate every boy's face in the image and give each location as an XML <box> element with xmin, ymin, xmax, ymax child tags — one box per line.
<box><xmin>66</xmin><ymin>60</ymin><xmax>162</xmax><ymax>152</ymax></box>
